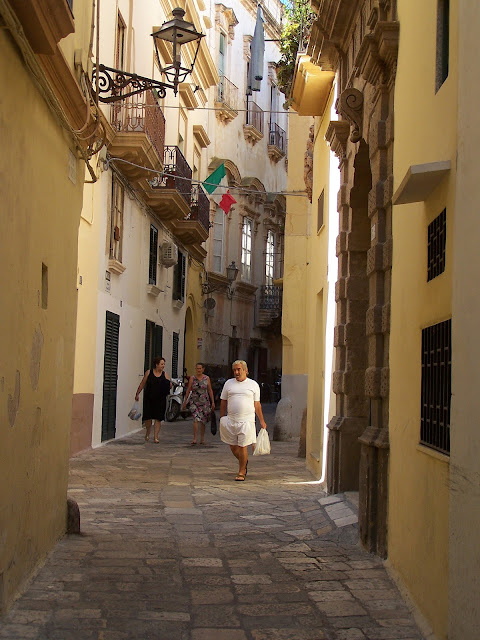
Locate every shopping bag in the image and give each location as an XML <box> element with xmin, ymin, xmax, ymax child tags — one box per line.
<box><xmin>210</xmin><ymin>410</ymin><xmax>217</xmax><ymax>435</ymax></box>
<box><xmin>128</xmin><ymin>401</ymin><xmax>142</xmax><ymax>421</ymax></box>
<box><xmin>253</xmin><ymin>428</ymin><xmax>270</xmax><ymax>455</ymax></box>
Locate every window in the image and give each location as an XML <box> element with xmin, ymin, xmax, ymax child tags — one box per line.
<box><xmin>420</xmin><ymin>319</ymin><xmax>451</xmax><ymax>455</ymax></box>
<box><xmin>41</xmin><ymin>263</ymin><xmax>48</xmax><ymax>309</ymax></box>
<box><xmin>436</xmin><ymin>0</ymin><xmax>449</xmax><ymax>91</ymax></box>
<box><xmin>110</xmin><ymin>176</ymin><xmax>124</xmax><ymax>262</ymax></box>
<box><xmin>317</xmin><ymin>190</ymin><xmax>325</xmax><ymax>232</ymax></box>
<box><xmin>270</xmin><ymin>84</ymin><xmax>279</xmax><ymax>128</ymax></box>
<box><xmin>213</xmin><ymin>207</ymin><xmax>225</xmax><ymax>273</ymax></box>
<box><xmin>427</xmin><ymin>209</ymin><xmax>446</xmax><ymax>281</ymax></box>
<box><xmin>144</xmin><ymin>321</ymin><xmax>163</xmax><ymax>371</ymax></box>
<box><xmin>219</xmin><ymin>32</ymin><xmax>225</xmax><ymax>76</ymax></box>
<box><xmin>241</xmin><ymin>217</ymin><xmax>252</xmax><ymax>282</ymax></box>
<box><xmin>173</xmin><ymin>250</ymin><xmax>186</xmax><ymax>301</ymax></box>
<box><xmin>265</xmin><ymin>230</ymin><xmax>274</xmax><ymax>286</ymax></box>
<box><xmin>172</xmin><ymin>332</ymin><xmax>179</xmax><ymax>378</ymax></box>
<box><xmin>149</xmin><ymin>225</ymin><xmax>158</xmax><ymax>285</ymax></box>
<box><xmin>115</xmin><ymin>11</ymin><xmax>126</xmax><ymax>71</ymax></box>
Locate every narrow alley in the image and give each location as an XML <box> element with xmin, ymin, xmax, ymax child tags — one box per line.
<box><xmin>1</xmin><ymin>408</ymin><xmax>424</xmax><ymax>640</ymax></box>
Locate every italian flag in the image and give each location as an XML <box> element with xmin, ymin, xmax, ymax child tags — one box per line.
<box><xmin>202</xmin><ymin>163</ymin><xmax>237</xmax><ymax>214</ymax></box>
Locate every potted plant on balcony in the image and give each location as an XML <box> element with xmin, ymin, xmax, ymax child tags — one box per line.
<box><xmin>276</xmin><ymin>0</ymin><xmax>315</xmax><ymax>108</ymax></box>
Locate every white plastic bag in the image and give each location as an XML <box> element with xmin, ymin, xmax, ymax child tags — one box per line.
<box><xmin>128</xmin><ymin>401</ymin><xmax>142</xmax><ymax>421</ymax></box>
<box><xmin>253</xmin><ymin>428</ymin><xmax>271</xmax><ymax>455</ymax></box>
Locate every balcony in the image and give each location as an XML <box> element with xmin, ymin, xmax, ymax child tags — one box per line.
<box><xmin>109</xmin><ymin>90</ymin><xmax>165</xmax><ymax>182</ymax></box>
<box><xmin>146</xmin><ymin>146</ymin><xmax>192</xmax><ymax>221</ymax></box>
<box><xmin>258</xmin><ymin>285</ymin><xmax>283</xmax><ymax>328</ymax></box>
<box><xmin>215</xmin><ymin>75</ymin><xmax>239</xmax><ymax>123</ymax></box>
<box><xmin>268</xmin><ymin>123</ymin><xmax>287</xmax><ymax>162</ymax></box>
<box><xmin>170</xmin><ymin>184</ymin><xmax>210</xmax><ymax>251</ymax></box>
<box><xmin>243</xmin><ymin>101</ymin><xmax>264</xmax><ymax>145</ymax></box>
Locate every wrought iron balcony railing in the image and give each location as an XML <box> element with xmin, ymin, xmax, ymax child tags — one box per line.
<box><xmin>189</xmin><ymin>184</ymin><xmax>210</xmax><ymax>233</ymax></box>
<box><xmin>246</xmin><ymin>100</ymin><xmax>264</xmax><ymax>134</ymax></box>
<box><xmin>259</xmin><ymin>284</ymin><xmax>282</xmax><ymax>311</ymax></box>
<box><xmin>217</xmin><ymin>74</ymin><xmax>240</xmax><ymax>112</ymax></box>
<box><xmin>150</xmin><ymin>145</ymin><xmax>192</xmax><ymax>204</ymax></box>
<box><xmin>269</xmin><ymin>122</ymin><xmax>287</xmax><ymax>154</ymax></box>
<box><xmin>110</xmin><ymin>90</ymin><xmax>165</xmax><ymax>161</ymax></box>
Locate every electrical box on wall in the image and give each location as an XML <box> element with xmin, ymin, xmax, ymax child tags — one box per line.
<box><xmin>160</xmin><ymin>242</ymin><xmax>178</xmax><ymax>267</ymax></box>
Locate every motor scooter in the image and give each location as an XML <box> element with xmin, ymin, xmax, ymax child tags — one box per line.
<box><xmin>212</xmin><ymin>376</ymin><xmax>226</xmax><ymax>404</ymax></box>
<box><xmin>165</xmin><ymin>378</ymin><xmax>185</xmax><ymax>421</ymax></box>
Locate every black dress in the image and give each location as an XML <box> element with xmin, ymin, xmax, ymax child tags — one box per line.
<box><xmin>142</xmin><ymin>370</ymin><xmax>170</xmax><ymax>421</ymax></box>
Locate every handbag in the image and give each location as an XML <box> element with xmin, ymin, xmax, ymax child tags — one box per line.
<box><xmin>253</xmin><ymin>428</ymin><xmax>270</xmax><ymax>455</ymax></box>
<box><xmin>210</xmin><ymin>409</ymin><xmax>217</xmax><ymax>435</ymax></box>
<box><xmin>128</xmin><ymin>401</ymin><xmax>142</xmax><ymax>421</ymax></box>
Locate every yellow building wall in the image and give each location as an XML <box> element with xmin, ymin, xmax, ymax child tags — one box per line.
<box><xmin>0</xmin><ymin>29</ymin><xmax>87</xmax><ymax>609</ymax></box>
<box><xmin>282</xmin><ymin>113</ymin><xmax>311</xmax><ymax>377</ymax></box>
<box><xmin>389</xmin><ymin>1</ymin><xmax>458</xmax><ymax>636</ymax></box>
<box><xmin>305</xmin><ymin>92</ymin><xmax>335</xmax><ymax>478</ymax></box>
<box><xmin>185</xmin><ymin>259</ymin><xmax>204</xmax><ymax>376</ymax></box>
<box><xmin>449</xmin><ymin>3</ymin><xmax>480</xmax><ymax>637</ymax></box>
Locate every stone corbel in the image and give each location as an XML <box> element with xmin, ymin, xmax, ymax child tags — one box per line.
<box><xmin>338</xmin><ymin>88</ymin><xmax>364</xmax><ymax>143</ymax></box>
<box><xmin>325</xmin><ymin>120</ymin><xmax>350</xmax><ymax>161</ymax></box>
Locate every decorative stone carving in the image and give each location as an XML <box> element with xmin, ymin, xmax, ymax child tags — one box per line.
<box><xmin>304</xmin><ymin>125</ymin><xmax>314</xmax><ymax>203</ymax></box>
<box><xmin>356</xmin><ymin>21</ymin><xmax>400</xmax><ymax>86</ymax></box>
<box><xmin>338</xmin><ymin>88</ymin><xmax>364</xmax><ymax>143</ymax></box>
<box><xmin>215</xmin><ymin>4</ymin><xmax>238</xmax><ymax>39</ymax></box>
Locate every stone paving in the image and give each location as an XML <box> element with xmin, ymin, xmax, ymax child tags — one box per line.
<box><xmin>0</xmin><ymin>406</ymin><xmax>425</xmax><ymax>640</ymax></box>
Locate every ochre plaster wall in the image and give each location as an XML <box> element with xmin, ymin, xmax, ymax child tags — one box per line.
<box><xmin>389</xmin><ymin>1</ymin><xmax>458</xmax><ymax>636</ymax></box>
<box><xmin>449</xmin><ymin>3</ymin><xmax>480</xmax><ymax>637</ymax></box>
<box><xmin>304</xmin><ymin>98</ymin><xmax>335</xmax><ymax>479</ymax></box>
<box><xmin>0</xmin><ymin>32</ymin><xmax>85</xmax><ymax>610</ymax></box>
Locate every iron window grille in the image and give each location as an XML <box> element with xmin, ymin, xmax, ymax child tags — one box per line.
<box><xmin>149</xmin><ymin>225</ymin><xmax>158</xmax><ymax>285</ymax></box>
<box><xmin>420</xmin><ymin>318</ymin><xmax>451</xmax><ymax>455</ymax></box>
<box><xmin>427</xmin><ymin>209</ymin><xmax>446</xmax><ymax>281</ymax></box>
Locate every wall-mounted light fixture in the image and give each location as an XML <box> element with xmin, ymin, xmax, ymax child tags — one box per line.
<box><xmin>92</xmin><ymin>8</ymin><xmax>204</xmax><ymax>103</ymax></box>
<box><xmin>202</xmin><ymin>261</ymin><xmax>239</xmax><ymax>299</ymax></box>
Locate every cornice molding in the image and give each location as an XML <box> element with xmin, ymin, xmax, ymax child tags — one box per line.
<box><xmin>325</xmin><ymin>120</ymin><xmax>350</xmax><ymax>161</ymax></box>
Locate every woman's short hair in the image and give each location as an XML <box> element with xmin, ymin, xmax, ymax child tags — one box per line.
<box><xmin>195</xmin><ymin>362</ymin><xmax>205</xmax><ymax>368</ymax></box>
<box><xmin>153</xmin><ymin>356</ymin><xmax>165</xmax><ymax>367</ymax></box>
<box><xmin>232</xmin><ymin>360</ymin><xmax>248</xmax><ymax>370</ymax></box>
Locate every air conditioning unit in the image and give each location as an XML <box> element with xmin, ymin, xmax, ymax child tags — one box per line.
<box><xmin>160</xmin><ymin>241</ymin><xmax>178</xmax><ymax>267</ymax></box>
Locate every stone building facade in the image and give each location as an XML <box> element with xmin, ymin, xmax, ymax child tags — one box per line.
<box><xmin>309</xmin><ymin>0</ymin><xmax>399</xmax><ymax>557</ymax></box>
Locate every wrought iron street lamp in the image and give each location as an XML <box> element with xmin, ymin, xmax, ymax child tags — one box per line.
<box><xmin>92</xmin><ymin>8</ymin><xmax>204</xmax><ymax>103</ymax></box>
<box><xmin>202</xmin><ymin>261</ymin><xmax>239</xmax><ymax>298</ymax></box>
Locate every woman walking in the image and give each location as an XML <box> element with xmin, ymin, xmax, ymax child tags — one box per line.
<box><xmin>135</xmin><ymin>356</ymin><xmax>171</xmax><ymax>443</ymax></box>
<box><xmin>182</xmin><ymin>363</ymin><xmax>215</xmax><ymax>445</ymax></box>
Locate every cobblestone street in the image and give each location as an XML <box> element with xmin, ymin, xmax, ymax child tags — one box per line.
<box><xmin>1</xmin><ymin>408</ymin><xmax>425</xmax><ymax>640</ymax></box>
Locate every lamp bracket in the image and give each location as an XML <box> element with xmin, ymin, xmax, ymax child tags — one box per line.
<box><xmin>92</xmin><ymin>64</ymin><xmax>176</xmax><ymax>103</ymax></box>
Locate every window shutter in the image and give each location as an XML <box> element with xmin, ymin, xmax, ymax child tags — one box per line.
<box><xmin>153</xmin><ymin>325</ymin><xmax>163</xmax><ymax>360</ymax></box>
<box><xmin>172</xmin><ymin>332</ymin><xmax>179</xmax><ymax>378</ymax></box>
<box><xmin>149</xmin><ymin>225</ymin><xmax>158</xmax><ymax>285</ymax></box>
<box><xmin>144</xmin><ymin>320</ymin><xmax>153</xmax><ymax>371</ymax></box>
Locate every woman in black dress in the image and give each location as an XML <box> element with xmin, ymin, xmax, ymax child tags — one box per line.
<box><xmin>135</xmin><ymin>356</ymin><xmax>171</xmax><ymax>443</ymax></box>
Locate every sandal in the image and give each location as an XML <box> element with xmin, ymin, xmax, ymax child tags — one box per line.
<box><xmin>235</xmin><ymin>473</ymin><xmax>246</xmax><ymax>482</ymax></box>
<box><xmin>154</xmin><ymin>439</ymin><xmax>159</xmax><ymax>444</ymax></box>
<box><xmin>190</xmin><ymin>441</ymin><xmax>197</xmax><ymax>446</ymax></box>
<box><xmin>144</xmin><ymin>436</ymin><xmax>149</xmax><ymax>442</ymax></box>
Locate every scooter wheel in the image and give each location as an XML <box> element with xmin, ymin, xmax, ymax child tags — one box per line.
<box><xmin>165</xmin><ymin>403</ymin><xmax>181</xmax><ymax>422</ymax></box>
